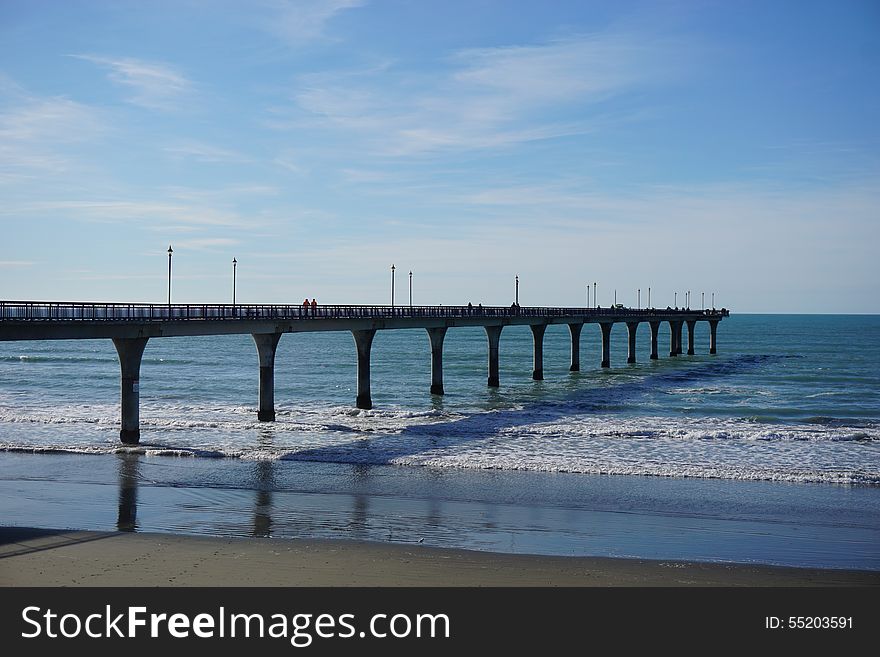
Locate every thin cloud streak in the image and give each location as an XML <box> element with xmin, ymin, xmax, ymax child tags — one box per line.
<box><xmin>288</xmin><ymin>32</ymin><xmax>688</xmax><ymax>155</ymax></box>
<box><xmin>260</xmin><ymin>0</ymin><xmax>366</xmax><ymax>44</ymax></box>
<box><xmin>71</xmin><ymin>54</ymin><xmax>193</xmax><ymax>110</ymax></box>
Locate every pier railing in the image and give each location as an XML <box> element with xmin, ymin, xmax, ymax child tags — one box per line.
<box><xmin>0</xmin><ymin>301</ymin><xmax>728</xmax><ymax>322</ymax></box>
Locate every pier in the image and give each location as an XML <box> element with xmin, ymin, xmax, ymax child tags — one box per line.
<box><xmin>0</xmin><ymin>302</ymin><xmax>728</xmax><ymax>444</ymax></box>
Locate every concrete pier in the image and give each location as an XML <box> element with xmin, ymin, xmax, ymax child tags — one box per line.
<box><xmin>626</xmin><ymin>322</ymin><xmax>638</xmax><ymax>364</ymax></box>
<box><xmin>568</xmin><ymin>323</ymin><xmax>582</xmax><ymax>372</ymax></box>
<box><xmin>352</xmin><ymin>329</ymin><xmax>376</xmax><ymax>409</ymax></box>
<box><xmin>252</xmin><ymin>333</ymin><xmax>281</xmax><ymax>421</ymax></box>
<box><xmin>531</xmin><ymin>324</ymin><xmax>546</xmax><ymax>380</ymax></box>
<box><xmin>426</xmin><ymin>327</ymin><xmax>447</xmax><ymax>395</ymax></box>
<box><xmin>485</xmin><ymin>325</ymin><xmax>502</xmax><ymax>387</ymax></box>
<box><xmin>112</xmin><ymin>337</ymin><xmax>148</xmax><ymax>444</ymax></box>
<box><xmin>600</xmin><ymin>323</ymin><xmax>612</xmax><ymax>368</ymax></box>
<box><xmin>1</xmin><ymin>301</ymin><xmax>729</xmax><ymax>443</ymax></box>
<box><xmin>649</xmin><ymin>321</ymin><xmax>660</xmax><ymax>360</ymax></box>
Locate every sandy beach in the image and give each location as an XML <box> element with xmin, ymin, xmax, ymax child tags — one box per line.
<box><xmin>1</xmin><ymin>527</ymin><xmax>876</xmax><ymax>587</ymax></box>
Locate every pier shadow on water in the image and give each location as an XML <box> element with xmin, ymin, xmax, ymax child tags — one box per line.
<box><xmin>281</xmin><ymin>354</ymin><xmax>788</xmax><ymax>466</ymax></box>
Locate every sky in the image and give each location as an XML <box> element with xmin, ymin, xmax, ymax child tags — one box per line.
<box><xmin>1</xmin><ymin>0</ymin><xmax>878</xmax><ymax>313</ymax></box>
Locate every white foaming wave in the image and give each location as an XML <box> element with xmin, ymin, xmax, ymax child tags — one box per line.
<box><xmin>495</xmin><ymin>415</ymin><xmax>880</xmax><ymax>443</ymax></box>
<box><xmin>0</xmin><ymin>400</ymin><xmax>464</xmax><ymax>435</ymax></box>
<box><xmin>387</xmin><ymin>454</ymin><xmax>880</xmax><ymax>485</ymax></box>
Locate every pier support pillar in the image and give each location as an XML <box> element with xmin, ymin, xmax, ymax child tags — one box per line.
<box><xmin>568</xmin><ymin>323</ymin><xmax>582</xmax><ymax>372</ymax></box>
<box><xmin>649</xmin><ymin>321</ymin><xmax>660</xmax><ymax>360</ymax></box>
<box><xmin>352</xmin><ymin>329</ymin><xmax>376</xmax><ymax>409</ymax></box>
<box><xmin>675</xmin><ymin>321</ymin><xmax>684</xmax><ymax>355</ymax></box>
<box><xmin>112</xmin><ymin>337</ymin><xmax>149</xmax><ymax>445</ymax></box>
<box><xmin>600</xmin><ymin>322</ymin><xmax>612</xmax><ymax>368</ymax></box>
<box><xmin>252</xmin><ymin>333</ymin><xmax>282</xmax><ymax>421</ymax></box>
<box><xmin>531</xmin><ymin>324</ymin><xmax>546</xmax><ymax>380</ymax></box>
<box><xmin>669</xmin><ymin>320</ymin><xmax>681</xmax><ymax>357</ymax></box>
<box><xmin>485</xmin><ymin>325</ymin><xmax>502</xmax><ymax>387</ymax></box>
<box><xmin>709</xmin><ymin>320</ymin><xmax>718</xmax><ymax>355</ymax></box>
<box><xmin>687</xmin><ymin>320</ymin><xmax>696</xmax><ymax>355</ymax></box>
<box><xmin>426</xmin><ymin>327</ymin><xmax>447</xmax><ymax>395</ymax></box>
<box><xmin>626</xmin><ymin>322</ymin><xmax>638</xmax><ymax>364</ymax></box>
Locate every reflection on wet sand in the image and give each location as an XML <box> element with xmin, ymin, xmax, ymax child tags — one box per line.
<box><xmin>116</xmin><ymin>452</ymin><xmax>139</xmax><ymax>532</ymax></box>
<box><xmin>253</xmin><ymin>459</ymin><xmax>274</xmax><ymax>537</ymax></box>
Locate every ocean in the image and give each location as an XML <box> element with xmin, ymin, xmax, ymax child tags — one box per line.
<box><xmin>1</xmin><ymin>313</ymin><xmax>878</xmax><ymax>570</ymax></box>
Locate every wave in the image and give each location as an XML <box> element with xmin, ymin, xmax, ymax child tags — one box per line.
<box><xmin>0</xmin><ymin>355</ymin><xmax>117</xmax><ymax>365</ymax></box>
<box><xmin>2</xmin><ymin>442</ymin><xmax>876</xmax><ymax>486</ymax></box>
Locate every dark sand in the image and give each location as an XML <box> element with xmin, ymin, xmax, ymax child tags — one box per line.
<box><xmin>1</xmin><ymin>527</ymin><xmax>877</xmax><ymax>587</ymax></box>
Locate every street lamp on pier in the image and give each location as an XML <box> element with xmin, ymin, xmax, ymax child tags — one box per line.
<box><xmin>638</xmin><ymin>288</ymin><xmax>640</xmax><ymax>310</ymax></box>
<box><xmin>167</xmin><ymin>245</ymin><xmax>173</xmax><ymax>306</ymax></box>
<box><xmin>391</xmin><ymin>264</ymin><xmax>396</xmax><ymax>308</ymax></box>
<box><xmin>232</xmin><ymin>257</ymin><xmax>237</xmax><ymax>308</ymax></box>
<box><xmin>409</xmin><ymin>270</ymin><xmax>412</xmax><ymax>308</ymax></box>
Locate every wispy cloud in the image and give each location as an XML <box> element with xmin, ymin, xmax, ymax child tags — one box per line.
<box><xmin>170</xmin><ymin>237</ymin><xmax>239</xmax><ymax>251</ymax></box>
<box><xmin>163</xmin><ymin>140</ymin><xmax>249</xmax><ymax>163</ymax></box>
<box><xmin>286</xmin><ymin>32</ymin><xmax>687</xmax><ymax>155</ymax></box>
<box><xmin>0</xmin><ymin>261</ymin><xmax>37</xmax><ymax>268</ymax></box>
<box><xmin>260</xmin><ymin>0</ymin><xmax>366</xmax><ymax>44</ymax></box>
<box><xmin>0</xmin><ymin>91</ymin><xmax>104</xmax><ymax>179</ymax></box>
<box><xmin>71</xmin><ymin>54</ymin><xmax>192</xmax><ymax>110</ymax></box>
<box><xmin>10</xmin><ymin>199</ymin><xmax>251</xmax><ymax>229</ymax></box>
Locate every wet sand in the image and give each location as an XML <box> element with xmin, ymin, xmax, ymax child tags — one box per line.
<box><xmin>0</xmin><ymin>527</ymin><xmax>876</xmax><ymax>587</ymax></box>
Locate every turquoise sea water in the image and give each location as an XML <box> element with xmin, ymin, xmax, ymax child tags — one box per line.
<box><xmin>0</xmin><ymin>314</ymin><xmax>878</xmax><ymax>569</ymax></box>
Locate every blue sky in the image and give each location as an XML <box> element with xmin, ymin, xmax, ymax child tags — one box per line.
<box><xmin>1</xmin><ymin>0</ymin><xmax>878</xmax><ymax>312</ymax></box>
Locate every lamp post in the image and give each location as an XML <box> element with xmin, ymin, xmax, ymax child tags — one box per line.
<box><xmin>593</xmin><ymin>282</ymin><xmax>597</xmax><ymax>308</ymax></box>
<box><xmin>391</xmin><ymin>264</ymin><xmax>396</xmax><ymax>308</ymax></box>
<box><xmin>687</xmin><ymin>290</ymin><xmax>691</xmax><ymax>309</ymax></box>
<box><xmin>701</xmin><ymin>291</ymin><xmax>704</xmax><ymax>311</ymax></box>
<box><xmin>586</xmin><ymin>284</ymin><xmax>590</xmax><ymax>308</ymax></box>
<box><xmin>712</xmin><ymin>292</ymin><xmax>715</xmax><ymax>310</ymax></box>
<box><xmin>648</xmin><ymin>287</ymin><xmax>651</xmax><ymax>308</ymax></box>
<box><xmin>167</xmin><ymin>245</ymin><xmax>173</xmax><ymax>306</ymax></box>
<box><xmin>409</xmin><ymin>270</ymin><xmax>412</xmax><ymax>308</ymax></box>
<box><xmin>614</xmin><ymin>289</ymin><xmax>617</xmax><ymax>306</ymax></box>
<box><xmin>638</xmin><ymin>288</ymin><xmax>640</xmax><ymax>310</ymax></box>
<box><xmin>232</xmin><ymin>257</ymin><xmax>237</xmax><ymax>307</ymax></box>
<box><xmin>674</xmin><ymin>291</ymin><xmax>677</xmax><ymax>308</ymax></box>
<box><xmin>515</xmin><ymin>275</ymin><xmax>519</xmax><ymax>305</ymax></box>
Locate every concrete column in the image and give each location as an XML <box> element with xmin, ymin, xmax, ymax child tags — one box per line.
<box><xmin>626</xmin><ymin>322</ymin><xmax>638</xmax><ymax>364</ymax></box>
<box><xmin>352</xmin><ymin>329</ymin><xmax>376</xmax><ymax>409</ymax></box>
<box><xmin>687</xmin><ymin>320</ymin><xmax>696</xmax><ymax>355</ymax></box>
<box><xmin>649</xmin><ymin>321</ymin><xmax>660</xmax><ymax>360</ymax></box>
<box><xmin>426</xmin><ymin>327</ymin><xmax>447</xmax><ymax>395</ymax></box>
<box><xmin>675</xmin><ymin>321</ymin><xmax>684</xmax><ymax>355</ymax></box>
<box><xmin>531</xmin><ymin>324</ymin><xmax>546</xmax><ymax>380</ymax></box>
<box><xmin>709</xmin><ymin>320</ymin><xmax>718</xmax><ymax>355</ymax></box>
<box><xmin>568</xmin><ymin>323</ymin><xmax>583</xmax><ymax>372</ymax></box>
<box><xmin>669</xmin><ymin>320</ymin><xmax>678</xmax><ymax>357</ymax></box>
<box><xmin>600</xmin><ymin>322</ymin><xmax>612</xmax><ymax>368</ymax></box>
<box><xmin>485</xmin><ymin>325</ymin><xmax>503</xmax><ymax>387</ymax></box>
<box><xmin>252</xmin><ymin>333</ymin><xmax>282</xmax><ymax>421</ymax></box>
<box><xmin>112</xmin><ymin>337</ymin><xmax>149</xmax><ymax>445</ymax></box>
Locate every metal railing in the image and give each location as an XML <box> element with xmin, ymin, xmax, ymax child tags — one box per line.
<box><xmin>0</xmin><ymin>301</ymin><xmax>729</xmax><ymax>322</ymax></box>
